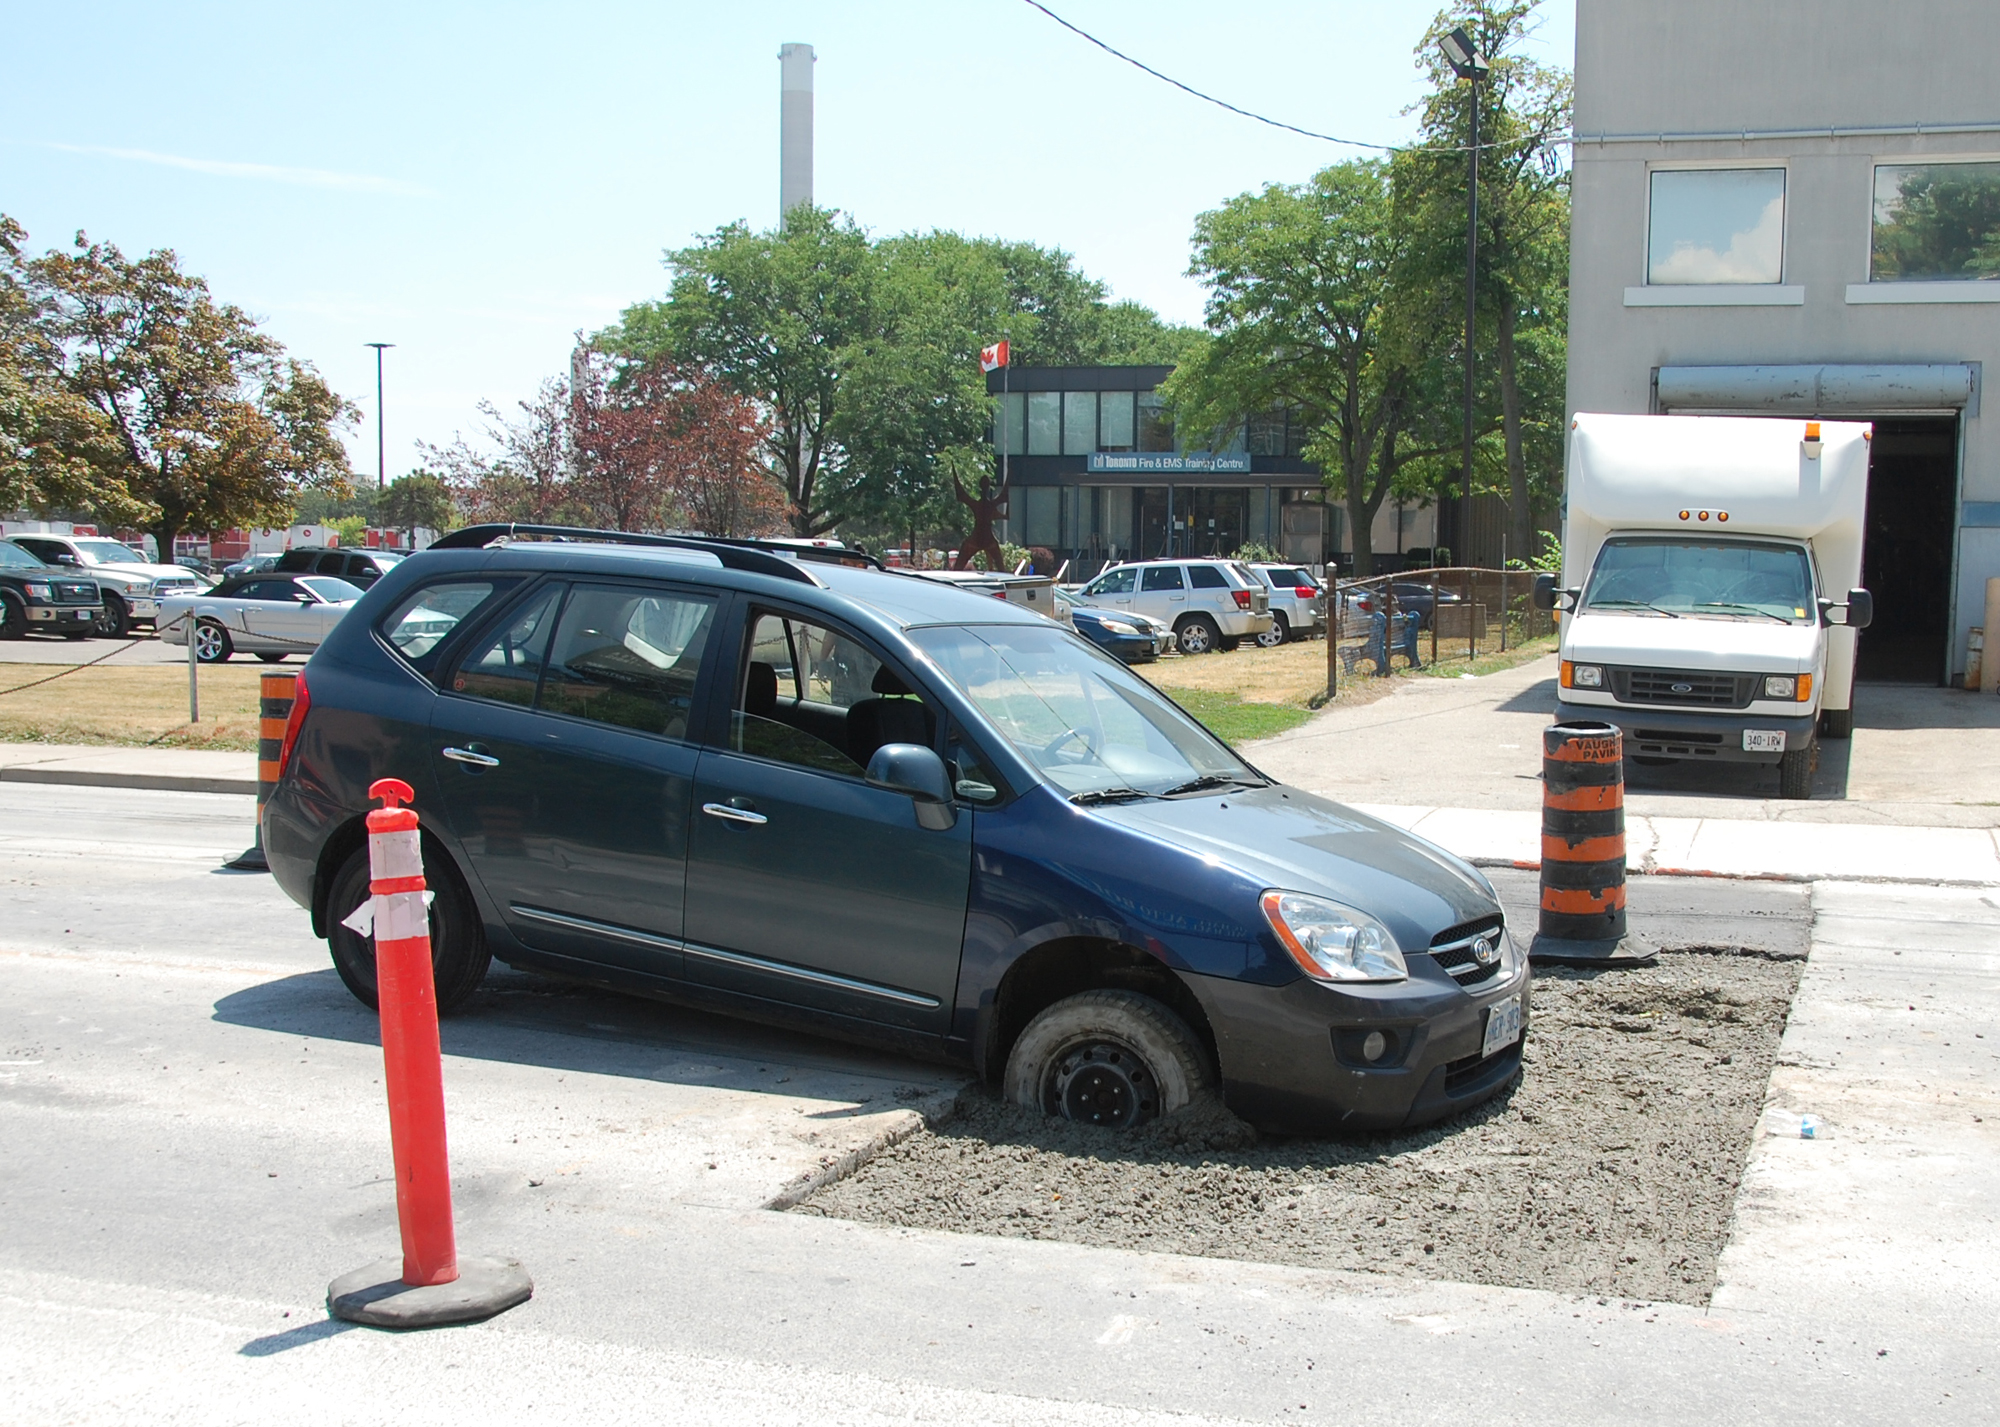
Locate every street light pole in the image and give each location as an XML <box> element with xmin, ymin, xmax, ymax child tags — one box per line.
<box><xmin>366</xmin><ymin>343</ymin><xmax>395</xmax><ymax>491</ymax></box>
<box><xmin>1440</xmin><ymin>25</ymin><xmax>1488</xmax><ymax>570</ymax></box>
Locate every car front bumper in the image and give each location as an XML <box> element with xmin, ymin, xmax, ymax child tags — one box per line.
<box><xmin>1192</xmin><ymin>956</ymin><xmax>1530</xmax><ymax>1134</ymax></box>
<box><xmin>1555</xmin><ymin>699</ymin><xmax>1817</xmax><ymax>765</ymax></box>
<box><xmin>27</xmin><ymin>605</ymin><xmax>102</xmax><ymax>626</ymax></box>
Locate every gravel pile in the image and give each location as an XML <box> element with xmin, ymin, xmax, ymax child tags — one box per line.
<box><xmin>799</xmin><ymin>951</ymin><xmax>1802</xmax><ymax>1305</ymax></box>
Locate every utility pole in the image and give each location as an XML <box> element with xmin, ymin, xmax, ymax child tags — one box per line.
<box><xmin>366</xmin><ymin>343</ymin><xmax>395</xmax><ymax>490</ymax></box>
<box><xmin>1440</xmin><ymin>25</ymin><xmax>1488</xmax><ymax>569</ymax></box>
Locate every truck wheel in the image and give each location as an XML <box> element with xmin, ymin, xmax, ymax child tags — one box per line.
<box><xmin>1254</xmin><ymin>613</ymin><xmax>1290</xmax><ymax>649</ymax></box>
<box><xmin>94</xmin><ymin>594</ymin><xmax>129</xmax><ymax>639</ymax></box>
<box><xmin>1819</xmin><ymin>708</ymin><xmax>1853</xmax><ymax>740</ymax></box>
<box><xmin>1174</xmin><ymin>614</ymin><xmax>1221</xmax><ymax>656</ymax></box>
<box><xmin>1003</xmin><ymin>989</ymin><xmax>1212</xmax><ymax>1129</ymax></box>
<box><xmin>326</xmin><ymin>842</ymin><xmax>491</xmax><ymax>1015</ymax></box>
<box><xmin>1778</xmin><ymin>746</ymin><xmax>1815</xmax><ymax>800</ymax></box>
<box><xmin>0</xmin><ymin>593</ymin><xmax>23</xmax><ymax>641</ymax></box>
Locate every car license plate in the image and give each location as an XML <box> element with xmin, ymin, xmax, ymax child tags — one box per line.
<box><xmin>1482</xmin><ymin>996</ymin><xmax>1523</xmax><ymax>1058</ymax></box>
<box><xmin>1743</xmin><ymin>729</ymin><xmax>1786</xmax><ymax>753</ymax></box>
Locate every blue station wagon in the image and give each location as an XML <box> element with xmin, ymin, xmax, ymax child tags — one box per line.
<box><xmin>264</xmin><ymin>526</ymin><xmax>1528</xmax><ymax>1133</ymax></box>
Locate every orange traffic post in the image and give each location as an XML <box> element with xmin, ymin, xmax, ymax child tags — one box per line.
<box><xmin>224</xmin><ymin>670</ymin><xmax>296</xmax><ymax>872</ymax></box>
<box><xmin>1530</xmin><ymin>721</ymin><xmax>1655</xmax><ymax>966</ymax></box>
<box><xmin>328</xmin><ymin>778</ymin><xmax>531</xmax><ymax>1328</ymax></box>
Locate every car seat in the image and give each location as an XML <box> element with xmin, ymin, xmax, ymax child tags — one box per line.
<box><xmin>847</xmin><ymin>666</ymin><xmax>934</xmax><ymax>765</ymax></box>
<box><xmin>744</xmin><ymin>661</ymin><xmax>779</xmax><ymax>718</ymax></box>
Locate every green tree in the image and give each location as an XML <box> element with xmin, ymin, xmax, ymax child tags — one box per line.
<box><xmin>378</xmin><ymin>470</ymin><xmax>456</xmax><ymax>541</ymax></box>
<box><xmin>24</xmin><ymin>229</ymin><xmax>357</xmax><ymax>563</ymax></box>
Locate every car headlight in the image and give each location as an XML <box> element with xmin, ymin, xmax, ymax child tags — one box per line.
<box><xmin>23</xmin><ymin>582</ymin><xmax>51</xmax><ymax>601</ymax></box>
<box><xmin>1099</xmin><ymin>620</ymin><xmax>1139</xmax><ymax>635</ymax></box>
<box><xmin>1562</xmin><ymin>661</ymin><xmax>1604</xmax><ymax>689</ymax></box>
<box><xmin>1763</xmin><ymin>674</ymin><xmax>1811</xmax><ymax>701</ymax></box>
<box><xmin>1260</xmin><ymin>890</ymin><xmax>1407</xmax><ymax>983</ymax></box>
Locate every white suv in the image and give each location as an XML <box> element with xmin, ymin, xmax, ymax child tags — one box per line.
<box><xmin>1077</xmin><ymin>559</ymin><xmax>1273</xmax><ymax>655</ymax></box>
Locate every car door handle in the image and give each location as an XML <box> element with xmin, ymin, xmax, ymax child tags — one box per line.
<box><xmin>702</xmin><ymin>801</ymin><xmax>768</xmax><ymax>826</ymax></box>
<box><xmin>441</xmin><ymin>746</ymin><xmax>501</xmax><ymax>768</ymax></box>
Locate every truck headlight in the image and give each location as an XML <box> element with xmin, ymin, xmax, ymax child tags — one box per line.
<box><xmin>1562</xmin><ymin>661</ymin><xmax>1604</xmax><ymax>689</ymax></box>
<box><xmin>1763</xmin><ymin>674</ymin><xmax>1811</xmax><ymax>701</ymax></box>
<box><xmin>1260</xmin><ymin>891</ymin><xmax>1407</xmax><ymax>983</ymax></box>
<box><xmin>23</xmin><ymin>582</ymin><xmax>51</xmax><ymax>601</ymax></box>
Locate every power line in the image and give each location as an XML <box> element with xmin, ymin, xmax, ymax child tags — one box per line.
<box><xmin>1015</xmin><ymin>0</ymin><xmax>1560</xmax><ymax>155</ymax></box>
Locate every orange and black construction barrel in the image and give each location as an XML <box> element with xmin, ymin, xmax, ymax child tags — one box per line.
<box><xmin>1532</xmin><ymin>720</ymin><xmax>1652</xmax><ymax>964</ymax></box>
<box><xmin>224</xmin><ymin>670</ymin><xmax>297</xmax><ymax>872</ymax></box>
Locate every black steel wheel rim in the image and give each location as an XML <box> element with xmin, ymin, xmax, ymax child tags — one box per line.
<box><xmin>1049</xmin><ymin>1041</ymin><xmax>1158</xmax><ymax>1128</ymax></box>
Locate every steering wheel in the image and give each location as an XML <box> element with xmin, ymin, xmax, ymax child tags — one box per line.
<box><xmin>1042</xmin><ymin>726</ymin><xmax>1098</xmax><ymax>762</ymax></box>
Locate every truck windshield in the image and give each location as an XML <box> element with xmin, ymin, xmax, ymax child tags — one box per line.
<box><xmin>1582</xmin><ymin>539</ymin><xmax>1815</xmax><ymax>623</ymax></box>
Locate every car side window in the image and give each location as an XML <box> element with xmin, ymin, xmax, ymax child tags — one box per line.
<box><xmin>731</xmin><ymin>611</ymin><xmax>935</xmax><ymax>778</ymax></box>
<box><xmin>1140</xmin><ymin>565</ymin><xmax>1184</xmax><ymax>592</ymax></box>
<box><xmin>448</xmin><ymin>585</ymin><xmax>562</xmax><ymax>706</ymax></box>
<box><xmin>538</xmin><ymin>584</ymin><xmax>715</xmax><ymax>741</ymax></box>
<box><xmin>378</xmin><ymin>579</ymin><xmax>516</xmax><ymax>668</ymax></box>
<box><xmin>314</xmin><ymin>553</ymin><xmax>347</xmax><ymax>575</ymax></box>
<box><xmin>1088</xmin><ymin>567</ymin><xmax>1135</xmax><ymax>596</ymax></box>
<box><xmin>1187</xmin><ymin>564</ymin><xmax>1228</xmax><ymax>590</ymax></box>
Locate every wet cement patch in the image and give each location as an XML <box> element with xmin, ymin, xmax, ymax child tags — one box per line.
<box><xmin>799</xmin><ymin>950</ymin><xmax>1802</xmax><ymax>1306</ymax></box>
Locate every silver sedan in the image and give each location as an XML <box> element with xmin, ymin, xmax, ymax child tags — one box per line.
<box><xmin>159</xmin><ymin>574</ymin><xmax>365</xmax><ymax>663</ymax></box>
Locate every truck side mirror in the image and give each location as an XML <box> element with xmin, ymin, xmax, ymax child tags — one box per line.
<box><xmin>1532</xmin><ymin>573</ymin><xmax>1557</xmax><ymax>610</ymax></box>
<box><xmin>1843</xmin><ymin>589</ymin><xmax>1873</xmax><ymax>630</ymax></box>
<box><xmin>866</xmin><ymin>743</ymin><xmax>957</xmax><ymax>830</ymax></box>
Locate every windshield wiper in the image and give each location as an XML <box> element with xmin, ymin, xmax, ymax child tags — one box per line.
<box><xmin>1693</xmin><ymin>602</ymin><xmax>1790</xmax><ymax>623</ymax></box>
<box><xmin>1585</xmin><ymin>599</ymin><xmax>1680</xmax><ymax>618</ymax></box>
<box><xmin>1161</xmin><ymin>774</ymin><xmax>1263</xmax><ymax>797</ymax></box>
<box><xmin>1069</xmin><ymin>787</ymin><xmax>1155</xmax><ymax>806</ymax></box>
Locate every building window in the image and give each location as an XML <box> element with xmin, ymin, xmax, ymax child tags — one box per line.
<box><xmin>1871</xmin><ymin>160</ymin><xmax>2000</xmax><ymax>282</ymax></box>
<box><xmin>1021</xmin><ymin>486</ymin><xmax>1061</xmax><ymax>547</ymax></box>
<box><xmin>1136</xmin><ymin>392</ymin><xmax>1174</xmax><ymax>452</ymax></box>
<box><xmin>1647</xmin><ymin>168</ymin><xmax>1786</xmax><ymax>284</ymax></box>
<box><xmin>1062</xmin><ymin>391</ymin><xmax>1098</xmax><ymax>455</ymax></box>
<box><xmin>1026</xmin><ymin>392</ymin><xmax>1060</xmax><ymax>455</ymax></box>
<box><xmin>1099</xmin><ymin>391</ymin><xmax>1135</xmax><ymax>451</ymax></box>
<box><xmin>994</xmin><ymin>392</ymin><xmax>1025</xmax><ymax>456</ymax></box>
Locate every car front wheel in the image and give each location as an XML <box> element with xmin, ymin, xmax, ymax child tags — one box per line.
<box><xmin>94</xmin><ymin>593</ymin><xmax>129</xmax><ymax>639</ymax></box>
<box><xmin>1003</xmin><ymin>990</ymin><xmax>1212</xmax><ymax>1129</ymax></box>
<box><xmin>0</xmin><ymin>592</ymin><xmax>24</xmax><ymax>641</ymax></box>
<box><xmin>326</xmin><ymin>842</ymin><xmax>492</xmax><ymax>1015</ymax></box>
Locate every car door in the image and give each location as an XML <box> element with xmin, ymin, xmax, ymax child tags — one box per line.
<box><xmin>238</xmin><ymin>578</ymin><xmax>322</xmax><ymax>650</ymax></box>
<box><xmin>1135</xmin><ymin>563</ymin><xmax>1186</xmax><ymax>624</ymax></box>
<box><xmin>430</xmin><ymin>580</ymin><xmax>719</xmax><ymax>980</ymax></box>
<box><xmin>1082</xmin><ymin>566</ymin><xmax>1136</xmax><ymax>612</ymax></box>
<box><xmin>681</xmin><ymin>605</ymin><xmax>971</xmax><ymax>1033</ymax></box>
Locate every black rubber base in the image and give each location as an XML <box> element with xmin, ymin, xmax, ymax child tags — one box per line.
<box><xmin>328</xmin><ymin>1256</ymin><xmax>532</xmax><ymax>1329</ymax></box>
<box><xmin>223</xmin><ymin>846</ymin><xmax>268</xmax><ymax>872</ymax></box>
<box><xmin>1528</xmin><ymin>931</ymin><xmax>1659</xmax><ymax>968</ymax></box>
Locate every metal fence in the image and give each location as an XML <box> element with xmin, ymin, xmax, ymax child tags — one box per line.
<box><xmin>1321</xmin><ymin>567</ymin><xmax>1557</xmax><ymax>701</ymax></box>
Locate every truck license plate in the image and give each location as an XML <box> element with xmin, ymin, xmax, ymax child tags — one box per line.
<box><xmin>1481</xmin><ymin>996</ymin><xmax>1523</xmax><ymax>1058</ymax></box>
<box><xmin>1743</xmin><ymin>730</ymin><xmax>1786</xmax><ymax>753</ymax></box>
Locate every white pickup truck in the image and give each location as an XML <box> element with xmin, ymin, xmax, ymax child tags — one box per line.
<box><xmin>1534</xmin><ymin>413</ymin><xmax>1874</xmax><ymax>800</ymax></box>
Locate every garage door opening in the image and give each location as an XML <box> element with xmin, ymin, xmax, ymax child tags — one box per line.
<box><xmin>1858</xmin><ymin>417</ymin><xmax>1958</xmax><ymax>684</ymax></box>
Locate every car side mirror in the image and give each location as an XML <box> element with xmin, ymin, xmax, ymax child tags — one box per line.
<box><xmin>866</xmin><ymin>743</ymin><xmax>957</xmax><ymax>830</ymax></box>
<box><xmin>55</xmin><ymin>553</ymin><xmax>81</xmax><ymax>567</ymax></box>
<box><xmin>1823</xmin><ymin>589</ymin><xmax>1873</xmax><ymax>629</ymax></box>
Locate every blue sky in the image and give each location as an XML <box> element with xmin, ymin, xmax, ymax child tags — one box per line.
<box><xmin>1</xmin><ymin>1</ymin><xmax>1573</xmax><ymax>482</ymax></box>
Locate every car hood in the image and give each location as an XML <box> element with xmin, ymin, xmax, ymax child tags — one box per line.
<box><xmin>84</xmin><ymin>562</ymin><xmax>201</xmax><ymax>584</ymax></box>
<box><xmin>1086</xmin><ymin>783</ymin><xmax>1501</xmax><ymax>949</ymax></box>
<box><xmin>1565</xmin><ymin>610</ymin><xmax>1820</xmax><ymax>673</ymax></box>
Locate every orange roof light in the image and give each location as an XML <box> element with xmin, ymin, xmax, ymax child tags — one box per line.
<box><xmin>1804</xmin><ymin>421</ymin><xmax>1821</xmax><ymax>440</ymax></box>
<box><xmin>1697</xmin><ymin>510</ymin><xmax>1710</xmax><ymax>521</ymax></box>
<box><xmin>1678</xmin><ymin>509</ymin><xmax>1691</xmax><ymax>521</ymax></box>
<box><xmin>1717</xmin><ymin>511</ymin><xmax>1729</xmax><ymax>522</ymax></box>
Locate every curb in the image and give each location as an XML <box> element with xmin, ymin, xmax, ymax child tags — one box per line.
<box><xmin>764</xmin><ymin>1085</ymin><xmax>965</xmax><ymax>1211</ymax></box>
<box><xmin>1468</xmin><ymin>855</ymin><xmax>2000</xmax><ymax>890</ymax></box>
<box><xmin>0</xmin><ymin>765</ymin><xmax>258</xmax><ymax>797</ymax></box>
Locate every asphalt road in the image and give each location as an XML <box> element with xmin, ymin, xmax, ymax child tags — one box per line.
<box><xmin>0</xmin><ymin>630</ymin><xmax>261</xmax><ymax>666</ymax></box>
<box><xmin>1</xmin><ymin>784</ymin><xmax>1993</xmax><ymax>1424</ymax></box>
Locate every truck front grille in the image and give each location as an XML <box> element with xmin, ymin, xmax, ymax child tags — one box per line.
<box><xmin>1612</xmin><ymin>668</ymin><xmax>1752</xmax><ymax>708</ymax></box>
<box><xmin>55</xmin><ymin>581</ymin><xmax>97</xmax><ymax>604</ymax></box>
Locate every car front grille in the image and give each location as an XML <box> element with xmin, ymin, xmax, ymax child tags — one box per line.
<box><xmin>1443</xmin><ymin>1042</ymin><xmax>1524</xmax><ymax>1095</ymax></box>
<box><xmin>152</xmin><ymin>579</ymin><xmax>198</xmax><ymax>596</ymax></box>
<box><xmin>1611</xmin><ymin>668</ymin><xmax>1752</xmax><ymax>708</ymax></box>
<box><xmin>1428</xmin><ymin>913</ymin><xmax>1506</xmax><ymax>987</ymax></box>
<box><xmin>54</xmin><ymin>581</ymin><xmax>97</xmax><ymax>605</ymax></box>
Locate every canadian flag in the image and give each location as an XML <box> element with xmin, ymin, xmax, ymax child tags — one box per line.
<box><xmin>979</xmin><ymin>340</ymin><xmax>1010</xmax><ymax>373</ymax></box>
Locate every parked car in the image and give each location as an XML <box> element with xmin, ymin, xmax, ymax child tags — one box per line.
<box><xmin>1052</xmin><ymin>585</ymin><xmax>1171</xmax><ymax>663</ymax></box>
<box><xmin>1246</xmin><ymin>564</ymin><xmax>1325</xmax><ymax>647</ymax></box>
<box><xmin>274</xmin><ymin>547</ymin><xmax>406</xmax><ymax>588</ymax></box>
<box><xmin>223</xmin><ymin>552</ymin><xmax>283</xmax><ymax>580</ymax></box>
<box><xmin>0</xmin><ymin>539</ymin><xmax>102</xmax><ymax>639</ymax></box>
<box><xmin>1075</xmin><ymin>558</ymin><xmax>1273</xmax><ymax>655</ymax></box>
<box><xmin>1387</xmin><ymin>581</ymin><xmax>1463</xmax><ymax>631</ymax></box>
<box><xmin>158</xmin><ymin>573</ymin><xmax>366</xmax><ymax>662</ymax></box>
<box><xmin>3</xmin><ymin>534</ymin><xmax>203</xmax><ymax>637</ymax></box>
<box><xmin>262</xmin><ymin>523</ymin><xmax>1527</xmax><ymax>1135</ymax></box>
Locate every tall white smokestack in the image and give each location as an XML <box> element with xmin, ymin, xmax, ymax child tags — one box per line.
<box><xmin>778</xmin><ymin>42</ymin><xmax>815</xmax><ymax>224</ymax></box>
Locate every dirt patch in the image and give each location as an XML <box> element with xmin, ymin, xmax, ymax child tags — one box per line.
<box><xmin>798</xmin><ymin>951</ymin><xmax>1801</xmax><ymax>1305</ymax></box>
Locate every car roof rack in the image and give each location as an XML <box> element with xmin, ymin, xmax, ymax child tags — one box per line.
<box><xmin>426</xmin><ymin>524</ymin><xmax>884</xmax><ymax>587</ymax></box>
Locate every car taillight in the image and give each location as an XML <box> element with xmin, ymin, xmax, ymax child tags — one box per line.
<box><xmin>1232</xmin><ymin>589</ymin><xmax>1253</xmax><ymax>609</ymax></box>
<box><xmin>277</xmin><ymin>669</ymin><xmax>311</xmax><ymax>780</ymax></box>
<box><xmin>1295</xmin><ymin>585</ymin><xmax>1316</xmax><ymax>599</ymax></box>
<box><xmin>993</xmin><ymin>591</ymin><xmax>1008</xmax><ymax>600</ymax></box>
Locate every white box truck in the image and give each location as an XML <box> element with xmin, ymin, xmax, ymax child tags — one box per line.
<box><xmin>1534</xmin><ymin>413</ymin><xmax>1874</xmax><ymax>800</ymax></box>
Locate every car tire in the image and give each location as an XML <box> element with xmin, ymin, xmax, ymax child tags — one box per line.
<box><xmin>256</xmin><ymin>652</ymin><xmax>288</xmax><ymax>664</ymax></box>
<box><xmin>1819</xmin><ymin>708</ymin><xmax>1853</xmax><ymax>740</ymax></box>
<box><xmin>1174</xmin><ymin>614</ymin><xmax>1221</xmax><ymax>656</ymax></box>
<box><xmin>326</xmin><ymin>841</ymin><xmax>491</xmax><ymax>1015</ymax></box>
<box><xmin>1003</xmin><ymin>989</ymin><xmax>1213</xmax><ymax>1129</ymax></box>
<box><xmin>0</xmin><ymin>592</ymin><xmax>24</xmax><ymax>641</ymax></box>
<box><xmin>194</xmin><ymin>619</ymin><xmax>233</xmax><ymax>663</ymax></box>
<box><xmin>1778</xmin><ymin>746</ymin><xmax>1815</xmax><ymax>800</ymax></box>
<box><xmin>94</xmin><ymin>593</ymin><xmax>129</xmax><ymax>639</ymax></box>
<box><xmin>1254</xmin><ymin>612</ymin><xmax>1290</xmax><ymax>649</ymax></box>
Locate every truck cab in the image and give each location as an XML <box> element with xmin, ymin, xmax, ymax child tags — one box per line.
<box><xmin>1535</xmin><ymin>414</ymin><xmax>1874</xmax><ymax>800</ymax></box>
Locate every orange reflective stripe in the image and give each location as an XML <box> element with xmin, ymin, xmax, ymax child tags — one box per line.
<box><xmin>1541</xmin><ymin>884</ymin><xmax>1628</xmax><ymax>914</ymax></box>
<box><xmin>258</xmin><ymin>760</ymin><xmax>281</xmax><ymax>782</ymax></box>
<box><xmin>260</xmin><ymin>717</ymin><xmax>288</xmax><ymax>738</ymax></box>
<box><xmin>1543</xmin><ymin>783</ymin><xmax>1624</xmax><ymax>812</ymax></box>
<box><xmin>1542</xmin><ymin>833</ymin><xmax>1626</xmax><ymax>863</ymax></box>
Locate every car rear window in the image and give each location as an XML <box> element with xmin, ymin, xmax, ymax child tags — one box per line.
<box><xmin>379</xmin><ymin>578</ymin><xmax>521</xmax><ymax>668</ymax></box>
<box><xmin>1187</xmin><ymin>564</ymin><xmax>1228</xmax><ymax>589</ymax></box>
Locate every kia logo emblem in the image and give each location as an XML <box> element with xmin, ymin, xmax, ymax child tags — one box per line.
<box><xmin>1671</xmin><ymin>682</ymin><xmax>1693</xmax><ymax>694</ymax></box>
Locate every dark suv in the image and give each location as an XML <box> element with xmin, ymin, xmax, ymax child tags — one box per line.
<box><xmin>275</xmin><ymin>547</ymin><xmax>405</xmax><ymax>587</ymax></box>
<box><xmin>264</xmin><ymin>525</ymin><xmax>1527</xmax><ymax>1134</ymax></box>
<box><xmin>0</xmin><ymin>539</ymin><xmax>102</xmax><ymax>638</ymax></box>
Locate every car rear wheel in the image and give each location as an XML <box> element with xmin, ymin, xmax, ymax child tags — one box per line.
<box><xmin>0</xmin><ymin>593</ymin><xmax>24</xmax><ymax>641</ymax></box>
<box><xmin>1173</xmin><ymin>614</ymin><xmax>1221</xmax><ymax>656</ymax></box>
<box><xmin>326</xmin><ymin>842</ymin><xmax>491</xmax><ymax>1015</ymax></box>
<box><xmin>94</xmin><ymin>593</ymin><xmax>129</xmax><ymax>639</ymax></box>
<box><xmin>1003</xmin><ymin>989</ymin><xmax>1212</xmax><ymax>1129</ymax></box>
<box><xmin>1254</xmin><ymin>612</ymin><xmax>1290</xmax><ymax>649</ymax></box>
<box><xmin>194</xmin><ymin>619</ymin><xmax>233</xmax><ymax>663</ymax></box>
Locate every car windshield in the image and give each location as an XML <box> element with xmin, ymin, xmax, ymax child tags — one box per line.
<box><xmin>909</xmin><ymin>623</ymin><xmax>1259</xmax><ymax>799</ymax></box>
<box><xmin>72</xmin><ymin>540</ymin><xmax>146</xmax><ymax>565</ymax></box>
<box><xmin>0</xmin><ymin>542</ymin><xmax>44</xmax><ymax>570</ymax></box>
<box><xmin>300</xmin><ymin>576</ymin><xmax>367</xmax><ymax>602</ymax></box>
<box><xmin>1582</xmin><ymin>538</ymin><xmax>1816</xmax><ymax>623</ymax></box>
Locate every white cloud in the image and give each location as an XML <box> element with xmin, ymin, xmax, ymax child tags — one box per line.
<box><xmin>43</xmin><ymin>143</ymin><xmax>430</xmax><ymax>197</ymax></box>
<box><xmin>1651</xmin><ymin>195</ymin><xmax>1785</xmax><ymax>284</ymax></box>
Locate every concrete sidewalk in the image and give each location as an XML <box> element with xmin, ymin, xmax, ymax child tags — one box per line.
<box><xmin>0</xmin><ymin>741</ymin><xmax>256</xmax><ymax>795</ymax></box>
